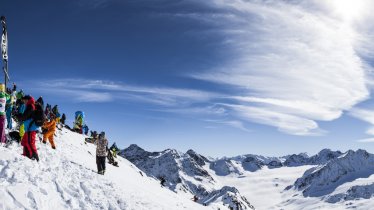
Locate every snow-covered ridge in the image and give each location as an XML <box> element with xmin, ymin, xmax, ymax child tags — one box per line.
<box><xmin>121</xmin><ymin>144</ymin><xmax>215</xmax><ymax>188</ymax></box>
<box><xmin>326</xmin><ymin>183</ymin><xmax>374</xmax><ymax>203</ymax></box>
<box><xmin>121</xmin><ymin>144</ymin><xmax>255</xmax><ymax>209</ymax></box>
<box><xmin>290</xmin><ymin>149</ymin><xmax>374</xmax><ymax>197</ymax></box>
<box><xmin>200</xmin><ymin>186</ymin><xmax>255</xmax><ymax>210</ymax></box>
<box><xmin>0</xmin><ymin>128</ymin><xmax>216</xmax><ymax>210</ymax></box>
<box><xmin>209</xmin><ymin>149</ymin><xmax>342</xmax><ymax>176</ymax></box>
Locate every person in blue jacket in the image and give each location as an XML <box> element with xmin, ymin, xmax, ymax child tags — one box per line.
<box><xmin>83</xmin><ymin>125</ymin><xmax>89</xmax><ymax>135</ymax></box>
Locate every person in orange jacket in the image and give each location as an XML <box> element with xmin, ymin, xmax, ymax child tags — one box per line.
<box><xmin>42</xmin><ymin>114</ymin><xmax>56</xmax><ymax>149</ymax></box>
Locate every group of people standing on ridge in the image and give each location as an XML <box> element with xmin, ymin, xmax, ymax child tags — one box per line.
<box><xmin>0</xmin><ymin>82</ymin><xmax>119</xmax><ymax>175</ymax></box>
<box><xmin>0</xmin><ymin>82</ymin><xmax>65</xmax><ymax>161</ymax></box>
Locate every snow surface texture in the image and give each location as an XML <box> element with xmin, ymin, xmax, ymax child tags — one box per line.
<box><xmin>0</xmin><ymin>127</ymin><xmax>217</xmax><ymax>210</ymax></box>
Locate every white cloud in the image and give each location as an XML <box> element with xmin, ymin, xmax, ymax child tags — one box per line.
<box><xmin>349</xmin><ymin>108</ymin><xmax>374</xmax><ymax>136</ymax></box>
<box><xmin>204</xmin><ymin>119</ymin><xmax>250</xmax><ymax>132</ymax></box>
<box><xmin>76</xmin><ymin>91</ymin><xmax>113</xmax><ymax>103</ymax></box>
<box><xmin>349</xmin><ymin>108</ymin><xmax>374</xmax><ymax>125</ymax></box>
<box><xmin>357</xmin><ymin>138</ymin><xmax>374</xmax><ymax>143</ymax></box>
<box><xmin>155</xmin><ymin>105</ymin><xmax>228</xmax><ymax>116</ymax></box>
<box><xmin>188</xmin><ymin>0</ymin><xmax>372</xmax><ymax>135</ymax></box>
<box><xmin>222</xmin><ymin>104</ymin><xmax>325</xmax><ymax>136</ymax></box>
<box><xmin>32</xmin><ymin>79</ymin><xmax>219</xmax><ymax>106</ymax></box>
<box><xmin>34</xmin><ymin>87</ymin><xmax>113</xmax><ymax>103</ymax></box>
<box><xmin>366</xmin><ymin>127</ymin><xmax>374</xmax><ymax>136</ymax></box>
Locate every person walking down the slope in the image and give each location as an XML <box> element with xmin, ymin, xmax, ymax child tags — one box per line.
<box><xmin>0</xmin><ymin>84</ymin><xmax>10</xmax><ymax>144</ymax></box>
<box><xmin>192</xmin><ymin>195</ymin><xmax>198</xmax><ymax>202</ymax></box>
<box><xmin>159</xmin><ymin>177</ymin><xmax>166</xmax><ymax>187</ymax></box>
<box><xmin>95</xmin><ymin>132</ymin><xmax>108</xmax><ymax>175</ymax></box>
<box><xmin>61</xmin><ymin>113</ymin><xmax>66</xmax><ymax>125</ymax></box>
<box><xmin>18</xmin><ymin>95</ymin><xmax>42</xmax><ymax>161</ymax></box>
<box><xmin>42</xmin><ymin>113</ymin><xmax>57</xmax><ymax>149</ymax></box>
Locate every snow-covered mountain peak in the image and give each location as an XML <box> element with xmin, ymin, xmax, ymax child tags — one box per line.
<box><xmin>308</xmin><ymin>149</ymin><xmax>343</xmax><ymax>164</ymax></box>
<box><xmin>122</xmin><ymin>143</ymin><xmax>151</xmax><ymax>157</ymax></box>
<box><xmin>186</xmin><ymin>149</ymin><xmax>209</xmax><ymax>166</ymax></box>
<box><xmin>290</xmin><ymin>149</ymin><xmax>374</xmax><ymax>197</ymax></box>
<box><xmin>341</xmin><ymin>149</ymin><xmax>369</xmax><ymax>159</ymax></box>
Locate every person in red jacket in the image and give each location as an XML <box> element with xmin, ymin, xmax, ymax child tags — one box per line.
<box><xmin>18</xmin><ymin>95</ymin><xmax>39</xmax><ymax>161</ymax></box>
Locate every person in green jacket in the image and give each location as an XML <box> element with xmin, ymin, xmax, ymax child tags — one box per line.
<box><xmin>16</xmin><ymin>89</ymin><xmax>24</xmax><ymax>100</ymax></box>
<box><xmin>15</xmin><ymin>89</ymin><xmax>24</xmax><ymax>108</ymax></box>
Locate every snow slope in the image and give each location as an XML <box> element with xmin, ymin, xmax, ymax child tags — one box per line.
<box><xmin>0</xmin><ymin>127</ymin><xmax>215</xmax><ymax>210</ymax></box>
<box><xmin>213</xmin><ymin>165</ymin><xmax>313</xmax><ymax>209</ymax></box>
<box><xmin>215</xmin><ymin>165</ymin><xmax>374</xmax><ymax>210</ymax></box>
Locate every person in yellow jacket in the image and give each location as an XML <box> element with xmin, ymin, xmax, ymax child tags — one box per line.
<box><xmin>17</xmin><ymin>98</ymin><xmax>27</xmax><ymax>140</ymax></box>
<box><xmin>19</xmin><ymin>124</ymin><xmax>25</xmax><ymax>140</ymax></box>
<box><xmin>42</xmin><ymin>115</ymin><xmax>56</xmax><ymax>149</ymax></box>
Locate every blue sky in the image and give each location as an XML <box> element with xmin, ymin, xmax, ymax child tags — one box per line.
<box><xmin>2</xmin><ymin>0</ymin><xmax>374</xmax><ymax>157</ymax></box>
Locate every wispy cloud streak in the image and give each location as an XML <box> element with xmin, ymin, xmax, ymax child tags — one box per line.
<box><xmin>357</xmin><ymin>138</ymin><xmax>374</xmax><ymax>143</ymax></box>
<box><xmin>349</xmin><ymin>108</ymin><xmax>374</xmax><ymax>137</ymax></box>
<box><xmin>31</xmin><ymin>79</ymin><xmax>219</xmax><ymax>106</ymax></box>
<box><xmin>186</xmin><ymin>0</ymin><xmax>372</xmax><ymax>135</ymax></box>
<box><xmin>204</xmin><ymin>119</ymin><xmax>251</xmax><ymax>132</ymax></box>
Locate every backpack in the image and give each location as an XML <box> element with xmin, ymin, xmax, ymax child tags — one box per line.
<box><xmin>32</xmin><ymin>103</ymin><xmax>47</xmax><ymax>127</ymax></box>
